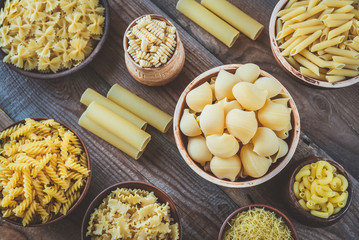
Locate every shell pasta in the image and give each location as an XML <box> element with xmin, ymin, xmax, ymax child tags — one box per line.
<box><xmin>276</xmin><ymin>0</ymin><xmax>359</xmax><ymax>82</ymax></box>
<box><xmin>180</xmin><ymin>64</ymin><xmax>293</xmax><ymax>181</ymax></box>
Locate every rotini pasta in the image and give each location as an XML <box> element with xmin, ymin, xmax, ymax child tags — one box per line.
<box><xmin>127</xmin><ymin>15</ymin><xmax>177</xmax><ymax>67</ymax></box>
<box><xmin>0</xmin><ymin>118</ymin><xmax>89</xmax><ymax>226</ymax></box>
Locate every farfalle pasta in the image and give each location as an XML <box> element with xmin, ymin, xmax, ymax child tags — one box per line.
<box><xmin>0</xmin><ymin>0</ymin><xmax>105</xmax><ymax>73</ymax></box>
<box><xmin>0</xmin><ymin>118</ymin><xmax>89</xmax><ymax>226</ymax></box>
<box><xmin>86</xmin><ymin>188</ymin><xmax>179</xmax><ymax>240</ymax></box>
<box><xmin>180</xmin><ymin>64</ymin><xmax>293</xmax><ymax>181</ymax></box>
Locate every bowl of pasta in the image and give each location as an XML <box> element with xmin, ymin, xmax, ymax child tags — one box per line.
<box><xmin>270</xmin><ymin>0</ymin><xmax>359</xmax><ymax>88</ymax></box>
<box><xmin>0</xmin><ymin>118</ymin><xmax>91</xmax><ymax>226</ymax></box>
<box><xmin>0</xmin><ymin>0</ymin><xmax>110</xmax><ymax>79</ymax></box>
<box><xmin>218</xmin><ymin>204</ymin><xmax>298</xmax><ymax>240</ymax></box>
<box><xmin>173</xmin><ymin>63</ymin><xmax>300</xmax><ymax>188</ymax></box>
<box><xmin>286</xmin><ymin>156</ymin><xmax>353</xmax><ymax>227</ymax></box>
<box><xmin>123</xmin><ymin>14</ymin><xmax>185</xmax><ymax>86</ymax></box>
<box><xmin>81</xmin><ymin>181</ymin><xmax>182</xmax><ymax>240</ymax></box>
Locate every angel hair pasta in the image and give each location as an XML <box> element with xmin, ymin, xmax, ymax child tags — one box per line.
<box><xmin>0</xmin><ymin>0</ymin><xmax>105</xmax><ymax>73</ymax></box>
<box><xmin>87</xmin><ymin>188</ymin><xmax>179</xmax><ymax>240</ymax></box>
<box><xmin>0</xmin><ymin>118</ymin><xmax>89</xmax><ymax>226</ymax></box>
<box><xmin>126</xmin><ymin>15</ymin><xmax>177</xmax><ymax>68</ymax></box>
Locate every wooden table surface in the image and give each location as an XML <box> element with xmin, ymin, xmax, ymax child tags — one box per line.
<box><xmin>0</xmin><ymin>0</ymin><xmax>358</xmax><ymax>239</ymax></box>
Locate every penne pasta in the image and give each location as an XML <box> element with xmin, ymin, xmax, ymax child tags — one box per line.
<box><xmin>286</xmin><ymin>56</ymin><xmax>301</xmax><ymax>69</ymax></box>
<box><xmin>328</xmin><ymin>21</ymin><xmax>352</xmax><ymax>39</ymax></box>
<box><xmin>289</xmin><ymin>19</ymin><xmax>322</xmax><ymax>29</ymax></box>
<box><xmin>300</xmin><ymin>49</ymin><xmax>331</xmax><ymax>67</ymax></box>
<box><xmin>335</xmin><ymin>5</ymin><xmax>354</xmax><ymax>13</ymax></box>
<box><xmin>300</xmin><ymin>66</ymin><xmax>327</xmax><ymax>80</ymax></box>
<box><xmin>281</xmin><ymin>36</ymin><xmax>307</xmax><ymax>56</ymax></box>
<box><xmin>311</xmin><ymin>35</ymin><xmax>345</xmax><ymax>52</ymax></box>
<box><xmin>290</xmin><ymin>30</ymin><xmax>322</xmax><ymax>55</ymax></box>
<box><xmin>326</xmin><ymin>75</ymin><xmax>346</xmax><ymax>82</ymax></box>
<box><xmin>320</xmin><ymin>0</ymin><xmax>354</xmax><ymax>8</ymax></box>
<box><xmin>333</xmin><ymin>55</ymin><xmax>359</xmax><ymax>64</ymax></box>
<box><xmin>323</xmin><ymin>19</ymin><xmax>349</xmax><ymax>27</ymax></box>
<box><xmin>325</xmin><ymin>46</ymin><xmax>359</xmax><ymax>58</ymax></box>
<box><xmin>321</xmin><ymin>13</ymin><xmax>355</xmax><ymax>21</ymax></box>
<box><xmin>318</xmin><ymin>7</ymin><xmax>335</xmax><ymax>20</ymax></box>
<box><xmin>327</xmin><ymin>68</ymin><xmax>359</xmax><ymax>76</ymax></box>
<box><xmin>285</xmin><ymin>0</ymin><xmax>298</xmax><ymax>9</ymax></box>
<box><xmin>293</xmin><ymin>54</ymin><xmax>320</xmax><ymax>75</ymax></box>
<box><xmin>281</xmin><ymin>6</ymin><xmax>307</xmax><ymax>21</ymax></box>
<box><xmin>293</xmin><ymin>25</ymin><xmax>325</xmax><ymax>37</ymax></box>
<box><xmin>293</xmin><ymin>4</ymin><xmax>327</xmax><ymax>22</ymax></box>
<box><xmin>344</xmin><ymin>64</ymin><xmax>359</xmax><ymax>70</ymax></box>
<box><xmin>308</xmin><ymin>0</ymin><xmax>320</xmax><ymax>9</ymax></box>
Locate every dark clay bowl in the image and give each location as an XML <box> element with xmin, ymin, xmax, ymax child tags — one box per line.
<box><xmin>0</xmin><ymin>118</ymin><xmax>92</xmax><ymax>227</ymax></box>
<box><xmin>81</xmin><ymin>181</ymin><xmax>182</xmax><ymax>240</ymax></box>
<box><xmin>218</xmin><ymin>204</ymin><xmax>298</xmax><ymax>240</ymax></box>
<box><xmin>0</xmin><ymin>0</ymin><xmax>110</xmax><ymax>79</ymax></box>
<box><xmin>285</xmin><ymin>156</ymin><xmax>353</xmax><ymax>227</ymax></box>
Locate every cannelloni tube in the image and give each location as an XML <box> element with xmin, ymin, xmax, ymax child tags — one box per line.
<box><xmin>78</xmin><ymin>114</ymin><xmax>143</xmax><ymax>160</ymax></box>
<box><xmin>201</xmin><ymin>0</ymin><xmax>264</xmax><ymax>40</ymax></box>
<box><xmin>85</xmin><ymin>101</ymin><xmax>151</xmax><ymax>151</ymax></box>
<box><xmin>80</xmin><ymin>88</ymin><xmax>147</xmax><ymax>130</ymax></box>
<box><xmin>107</xmin><ymin>84</ymin><xmax>173</xmax><ymax>133</ymax></box>
<box><xmin>176</xmin><ymin>0</ymin><xmax>239</xmax><ymax>47</ymax></box>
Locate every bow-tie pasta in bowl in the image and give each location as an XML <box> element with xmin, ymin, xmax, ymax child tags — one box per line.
<box><xmin>0</xmin><ymin>0</ymin><xmax>109</xmax><ymax>79</ymax></box>
<box><xmin>174</xmin><ymin>64</ymin><xmax>300</xmax><ymax>188</ymax></box>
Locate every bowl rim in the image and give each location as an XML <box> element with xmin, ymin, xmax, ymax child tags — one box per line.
<box><xmin>287</xmin><ymin>156</ymin><xmax>353</xmax><ymax>226</ymax></box>
<box><xmin>173</xmin><ymin>64</ymin><xmax>301</xmax><ymax>188</ymax></box>
<box><xmin>0</xmin><ymin>0</ymin><xmax>110</xmax><ymax>79</ymax></box>
<box><xmin>81</xmin><ymin>181</ymin><xmax>182</xmax><ymax>240</ymax></box>
<box><xmin>0</xmin><ymin>118</ymin><xmax>92</xmax><ymax>227</ymax></box>
<box><xmin>269</xmin><ymin>0</ymin><xmax>359</xmax><ymax>88</ymax></box>
<box><xmin>218</xmin><ymin>204</ymin><xmax>298</xmax><ymax>240</ymax></box>
<box><xmin>123</xmin><ymin>14</ymin><xmax>181</xmax><ymax>71</ymax></box>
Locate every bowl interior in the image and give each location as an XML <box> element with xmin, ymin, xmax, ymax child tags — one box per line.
<box><xmin>269</xmin><ymin>0</ymin><xmax>359</xmax><ymax>88</ymax></box>
<box><xmin>218</xmin><ymin>204</ymin><xmax>298</xmax><ymax>240</ymax></box>
<box><xmin>173</xmin><ymin>64</ymin><xmax>300</xmax><ymax>188</ymax></box>
<box><xmin>123</xmin><ymin>14</ymin><xmax>181</xmax><ymax>70</ymax></box>
<box><xmin>0</xmin><ymin>0</ymin><xmax>110</xmax><ymax>79</ymax></box>
<box><xmin>287</xmin><ymin>156</ymin><xmax>353</xmax><ymax>226</ymax></box>
<box><xmin>81</xmin><ymin>181</ymin><xmax>182</xmax><ymax>240</ymax></box>
<box><xmin>0</xmin><ymin>118</ymin><xmax>92</xmax><ymax>227</ymax></box>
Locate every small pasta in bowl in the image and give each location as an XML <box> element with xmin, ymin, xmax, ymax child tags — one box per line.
<box><xmin>285</xmin><ymin>156</ymin><xmax>353</xmax><ymax>227</ymax></box>
<box><xmin>270</xmin><ymin>0</ymin><xmax>359</xmax><ymax>88</ymax></box>
<box><xmin>123</xmin><ymin>14</ymin><xmax>185</xmax><ymax>86</ymax></box>
<box><xmin>0</xmin><ymin>118</ymin><xmax>91</xmax><ymax>226</ymax></box>
<box><xmin>173</xmin><ymin>64</ymin><xmax>300</xmax><ymax>188</ymax></box>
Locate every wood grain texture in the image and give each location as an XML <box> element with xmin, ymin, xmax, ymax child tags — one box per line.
<box><xmin>0</xmin><ymin>0</ymin><xmax>358</xmax><ymax>239</ymax></box>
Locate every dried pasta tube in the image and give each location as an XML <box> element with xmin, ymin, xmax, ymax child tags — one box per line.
<box><xmin>201</xmin><ymin>0</ymin><xmax>263</xmax><ymax>40</ymax></box>
<box><xmin>107</xmin><ymin>84</ymin><xmax>173</xmax><ymax>133</ymax></box>
<box><xmin>80</xmin><ymin>88</ymin><xmax>147</xmax><ymax>130</ymax></box>
<box><xmin>176</xmin><ymin>0</ymin><xmax>239</xmax><ymax>47</ymax></box>
<box><xmin>78</xmin><ymin>115</ymin><xmax>143</xmax><ymax>160</ymax></box>
<box><xmin>85</xmin><ymin>102</ymin><xmax>151</xmax><ymax>151</ymax></box>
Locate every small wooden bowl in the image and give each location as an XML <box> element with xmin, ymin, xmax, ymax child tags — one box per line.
<box><xmin>285</xmin><ymin>156</ymin><xmax>353</xmax><ymax>227</ymax></box>
<box><xmin>269</xmin><ymin>0</ymin><xmax>359</xmax><ymax>88</ymax></box>
<box><xmin>81</xmin><ymin>181</ymin><xmax>182</xmax><ymax>240</ymax></box>
<box><xmin>123</xmin><ymin>14</ymin><xmax>185</xmax><ymax>86</ymax></box>
<box><xmin>173</xmin><ymin>64</ymin><xmax>301</xmax><ymax>188</ymax></box>
<box><xmin>0</xmin><ymin>0</ymin><xmax>110</xmax><ymax>80</ymax></box>
<box><xmin>0</xmin><ymin>118</ymin><xmax>92</xmax><ymax>226</ymax></box>
<box><xmin>218</xmin><ymin>204</ymin><xmax>298</xmax><ymax>240</ymax></box>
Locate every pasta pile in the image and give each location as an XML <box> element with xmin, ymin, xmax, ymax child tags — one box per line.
<box><xmin>126</xmin><ymin>15</ymin><xmax>177</xmax><ymax>68</ymax></box>
<box><xmin>293</xmin><ymin>160</ymin><xmax>349</xmax><ymax>218</ymax></box>
<box><xmin>223</xmin><ymin>207</ymin><xmax>293</xmax><ymax>240</ymax></box>
<box><xmin>86</xmin><ymin>188</ymin><xmax>179</xmax><ymax>240</ymax></box>
<box><xmin>0</xmin><ymin>118</ymin><xmax>89</xmax><ymax>226</ymax></box>
<box><xmin>276</xmin><ymin>0</ymin><xmax>359</xmax><ymax>82</ymax></box>
<box><xmin>180</xmin><ymin>63</ymin><xmax>291</xmax><ymax>181</ymax></box>
<box><xmin>0</xmin><ymin>0</ymin><xmax>105</xmax><ymax>73</ymax></box>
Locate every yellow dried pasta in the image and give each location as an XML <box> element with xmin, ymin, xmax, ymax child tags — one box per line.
<box><xmin>127</xmin><ymin>15</ymin><xmax>177</xmax><ymax>68</ymax></box>
<box><xmin>0</xmin><ymin>118</ymin><xmax>89</xmax><ymax>226</ymax></box>
<box><xmin>0</xmin><ymin>0</ymin><xmax>105</xmax><ymax>73</ymax></box>
<box><xmin>86</xmin><ymin>188</ymin><xmax>179</xmax><ymax>240</ymax></box>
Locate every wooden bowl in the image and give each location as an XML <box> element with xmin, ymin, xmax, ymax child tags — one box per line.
<box><xmin>0</xmin><ymin>118</ymin><xmax>92</xmax><ymax>226</ymax></box>
<box><xmin>173</xmin><ymin>64</ymin><xmax>301</xmax><ymax>188</ymax></box>
<box><xmin>123</xmin><ymin>14</ymin><xmax>185</xmax><ymax>86</ymax></box>
<box><xmin>218</xmin><ymin>204</ymin><xmax>298</xmax><ymax>240</ymax></box>
<box><xmin>285</xmin><ymin>156</ymin><xmax>353</xmax><ymax>227</ymax></box>
<box><xmin>0</xmin><ymin>0</ymin><xmax>110</xmax><ymax>80</ymax></box>
<box><xmin>81</xmin><ymin>181</ymin><xmax>182</xmax><ymax>240</ymax></box>
<box><xmin>269</xmin><ymin>0</ymin><xmax>359</xmax><ymax>88</ymax></box>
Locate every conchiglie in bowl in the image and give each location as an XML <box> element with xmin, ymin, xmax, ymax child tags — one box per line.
<box><xmin>173</xmin><ymin>64</ymin><xmax>300</xmax><ymax>188</ymax></box>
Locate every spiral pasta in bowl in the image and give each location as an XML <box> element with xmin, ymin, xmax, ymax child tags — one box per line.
<box><xmin>0</xmin><ymin>0</ymin><xmax>109</xmax><ymax>79</ymax></box>
<box><xmin>270</xmin><ymin>0</ymin><xmax>359</xmax><ymax>88</ymax></box>
<box><xmin>0</xmin><ymin>118</ymin><xmax>91</xmax><ymax>226</ymax></box>
<box><xmin>123</xmin><ymin>14</ymin><xmax>185</xmax><ymax>86</ymax></box>
<box><xmin>173</xmin><ymin>64</ymin><xmax>300</xmax><ymax>188</ymax></box>
<box><xmin>286</xmin><ymin>156</ymin><xmax>353</xmax><ymax>227</ymax></box>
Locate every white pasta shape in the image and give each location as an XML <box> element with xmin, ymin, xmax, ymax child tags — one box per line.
<box><xmin>232</xmin><ymin>82</ymin><xmax>268</xmax><ymax>111</ymax></box>
<box><xmin>187</xmin><ymin>136</ymin><xmax>212</xmax><ymax>166</ymax></box>
<box><xmin>226</xmin><ymin>109</ymin><xmax>257</xmax><ymax>144</ymax></box>
<box><xmin>240</xmin><ymin>144</ymin><xmax>272</xmax><ymax>178</ymax></box>
<box><xmin>210</xmin><ymin>155</ymin><xmax>241</xmax><ymax>181</ymax></box>
<box><xmin>185</xmin><ymin>82</ymin><xmax>213</xmax><ymax>112</ymax></box>
<box><xmin>251</xmin><ymin>127</ymin><xmax>279</xmax><ymax>157</ymax></box>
